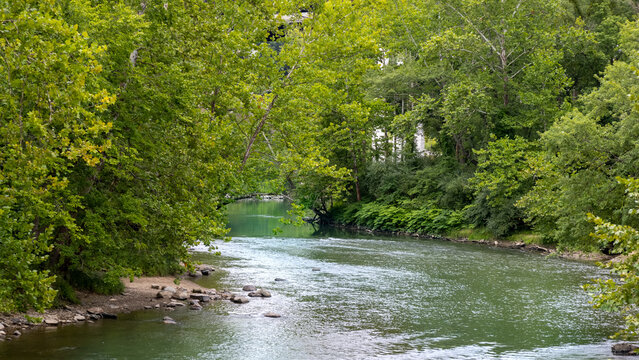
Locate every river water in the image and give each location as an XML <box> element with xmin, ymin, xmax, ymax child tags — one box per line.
<box><xmin>0</xmin><ymin>200</ymin><xmax>631</xmax><ymax>359</ymax></box>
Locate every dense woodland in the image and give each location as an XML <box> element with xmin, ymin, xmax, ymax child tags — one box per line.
<box><xmin>2</xmin><ymin>0</ymin><xmax>639</xmax><ymax>338</ymax></box>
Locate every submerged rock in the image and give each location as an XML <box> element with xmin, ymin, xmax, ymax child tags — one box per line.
<box><xmin>612</xmin><ymin>343</ymin><xmax>639</xmax><ymax>356</ymax></box>
<box><xmin>162</xmin><ymin>316</ymin><xmax>177</xmax><ymax>325</ymax></box>
<box><xmin>248</xmin><ymin>289</ymin><xmax>272</xmax><ymax>298</ymax></box>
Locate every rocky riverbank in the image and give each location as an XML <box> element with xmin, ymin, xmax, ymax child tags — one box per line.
<box><xmin>0</xmin><ymin>264</ymin><xmax>276</xmax><ymax>342</ymax></box>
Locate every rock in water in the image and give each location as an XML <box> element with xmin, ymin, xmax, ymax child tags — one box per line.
<box><xmin>190</xmin><ymin>294</ymin><xmax>210</xmax><ymax>302</ymax></box>
<box><xmin>264</xmin><ymin>312</ymin><xmax>281</xmax><ymax>318</ymax></box>
<box><xmin>87</xmin><ymin>307</ymin><xmax>103</xmax><ymax>315</ymax></box>
<box><xmin>612</xmin><ymin>343</ymin><xmax>639</xmax><ymax>355</ymax></box>
<box><xmin>201</xmin><ymin>270</ymin><xmax>210</xmax><ymax>276</ymax></box>
<box><xmin>230</xmin><ymin>295</ymin><xmax>250</xmax><ymax>304</ymax></box>
<box><xmin>274</xmin><ymin>278</ymin><xmax>286</xmax><ymax>282</ymax></box>
<box><xmin>248</xmin><ymin>289</ymin><xmax>272</xmax><ymax>298</ymax></box>
<box><xmin>74</xmin><ymin>315</ymin><xmax>86</xmax><ymax>321</ymax></box>
<box><xmin>312</xmin><ymin>267</ymin><xmax>320</xmax><ymax>271</ymax></box>
<box><xmin>242</xmin><ymin>285</ymin><xmax>257</xmax><ymax>292</ymax></box>
<box><xmin>162</xmin><ymin>316</ymin><xmax>177</xmax><ymax>325</ymax></box>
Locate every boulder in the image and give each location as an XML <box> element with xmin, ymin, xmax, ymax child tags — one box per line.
<box><xmin>242</xmin><ymin>285</ymin><xmax>257</xmax><ymax>292</ymax></box>
<box><xmin>189</xmin><ymin>304</ymin><xmax>203</xmax><ymax>310</ymax></box>
<box><xmin>190</xmin><ymin>294</ymin><xmax>210</xmax><ymax>302</ymax></box>
<box><xmin>154</xmin><ymin>304</ymin><xmax>161</xmax><ymax>309</ymax></box>
<box><xmin>0</xmin><ymin>331</ymin><xmax>5</xmax><ymax>337</ymax></box>
<box><xmin>230</xmin><ymin>295</ymin><xmax>250</xmax><ymax>304</ymax></box>
<box><xmin>201</xmin><ymin>270</ymin><xmax>210</xmax><ymax>276</ymax></box>
<box><xmin>156</xmin><ymin>290</ymin><xmax>172</xmax><ymax>299</ymax></box>
<box><xmin>87</xmin><ymin>307</ymin><xmax>103</xmax><ymax>315</ymax></box>
<box><xmin>144</xmin><ymin>306</ymin><xmax>153</xmax><ymax>310</ymax></box>
<box><xmin>162</xmin><ymin>286</ymin><xmax>177</xmax><ymax>293</ymax></box>
<box><xmin>312</xmin><ymin>267</ymin><xmax>321</xmax><ymax>271</ymax></box>
<box><xmin>248</xmin><ymin>289</ymin><xmax>271</xmax><ymax>298</ymax></box>
<box><xmin>206</xmin><ymin>289</ymin><xmax>217</xmax><ymax>295</ymax></box>
<box><xmin>171</xmin><ymin>291</ymin><xmax>189</xmax><ymax>301</ymax></box>
<box><xmin>188</xmin><ymin>270</ymin><xmax>203</xmax><ymax>277</ymax></box>
<box><xmin>13</xmin><ymin>330</ymin><xmax>21</xmax><ymax>337</ymax></box>
<box><xmin>264</xmin><ymin>312</ymin><xmax>281</xmax><ymax>318</ymax></box>
<box><xmin>0</xmin><ymin>323</ymin><xmax>4</xmax><ymax>331</ymax></box>
<box><xmin>192</xmin><ymin>288</ymin><xmax>203</xmax><ymax>294</ymax></box>
<box><xmin>74</xmin><ymin>315</ymin><xmax>86</xmax><ymax>322</ymax></box>
<box><xmin>612</xmin><ymin>343</ymin><xmax>639</xmax><ymax>356</ymax></box>
<box><xmin>44</xmin><ymin>317</ymin><xmax>59</xmax><ymax>326</ymax></box>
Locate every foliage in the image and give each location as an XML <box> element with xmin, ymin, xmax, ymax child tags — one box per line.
<box><xmin>584</xmin><ymin>178</ymin><xmax>639</xmax><ymax>339</ymax></box>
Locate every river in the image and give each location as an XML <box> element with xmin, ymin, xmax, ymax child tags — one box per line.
<box><xmin>0</xmin><ymin>200</ymin><xmax>630</xmax><ymax>359</ymax></box>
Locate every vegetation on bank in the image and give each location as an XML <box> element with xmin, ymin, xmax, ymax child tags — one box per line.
<box><xmin>3</xmin><ymin>0</ymin><xmax>639</xmax><ymax>340</ymax></box>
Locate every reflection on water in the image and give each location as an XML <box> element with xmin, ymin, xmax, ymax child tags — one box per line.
<box><xmin>0</xmin><ymin>200</ymin><xmax>627</xmax><ymax>359</ymax></box>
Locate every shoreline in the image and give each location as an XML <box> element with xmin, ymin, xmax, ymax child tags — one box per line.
<box><xmin>0</xmin><ymin>265</ymin><xmax>265</xmax><ymax>341</ymax></box>
<box><xmin>327</xmin><ymin>222</ymin><xmax>614</xmax><ymax>262</ymax></box>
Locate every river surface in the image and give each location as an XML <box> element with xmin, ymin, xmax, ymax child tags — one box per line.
<box><xmin>0</xmin><ymin>200</ymin><xmax>631</xmax><ymax>359</ymax></box>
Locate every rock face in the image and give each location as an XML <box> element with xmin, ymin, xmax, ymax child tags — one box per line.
<box><xmin>242</xmin><ymin>285</ymin><xmax>257</xmax><ymax>292</ymax></box>
<box><xmin>612</xmin><ymin>343</ymin><xmax>639</xmax><ymax>355</ymax></box>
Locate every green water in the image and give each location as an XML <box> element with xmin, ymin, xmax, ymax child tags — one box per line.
<box><xmin>0</xmin><ymin>200</ymin><xmax>629</xmax><ymax>359</ymax></box>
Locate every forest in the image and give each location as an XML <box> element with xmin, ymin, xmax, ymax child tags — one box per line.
<box><xmin>2</xmin><ymin>0</ymin><xmax>639</xmax><ymax>338</ymax></box>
